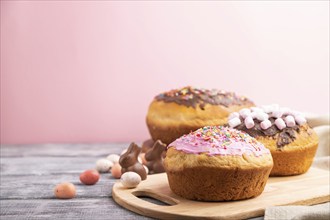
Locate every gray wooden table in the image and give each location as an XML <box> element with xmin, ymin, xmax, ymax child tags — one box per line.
<box><xmin>0</xmin><ymin>144</ymin><xmax>263</xmax><ymax>219</ymax></box>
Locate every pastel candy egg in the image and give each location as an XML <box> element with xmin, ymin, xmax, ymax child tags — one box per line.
<box><xmin>80</xmin><ymin>170</ymin><xmax>100</xmax><ymax>185</ymax></box>
<box><xmin>106</xmin><ymin>154</ymin><xmax>120</xmax><ymax>164</ymax></box>
<box><xmin>54</xmin><ymin>182</ymin><xmax>76</xmax><ymax>199</ymax></box>
<box><xmin>121</xmin><ymin>172</ymin><xmax>141</xmax><ymax>188</ymax></box>
<box><xmin>96</xmin><ymin>159</ymin><xmax>113</xmax><ymax>173</ymax></box>
<box><xmin>111</xmin><ymin>163</ymin><xmax>122</xmax><ymax>179</ymax></box>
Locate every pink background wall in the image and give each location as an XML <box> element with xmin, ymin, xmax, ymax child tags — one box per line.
<box><xmin>1</xmin><ymin>1</ymin><xmax>329</xmax><ymax>144</ymax></box>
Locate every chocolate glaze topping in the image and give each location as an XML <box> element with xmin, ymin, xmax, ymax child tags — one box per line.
<box><xmin>155</xmin><ymin>86</ymin><xmax>253</xmax><ymax>110</ymax></box>
<box><xmin>235</xmin><ymin>117</ymin><xmax>300</xmax><ymax>148</ymax></box>
<box><xmin>119</xmin><ymin>142</ymin><xmax>147</xmax><ymax>180</ymax></box>
<box><xmin>145</xmin><ymin>140</ymin><xmax>166</xmax><ymax>174</ymax></box>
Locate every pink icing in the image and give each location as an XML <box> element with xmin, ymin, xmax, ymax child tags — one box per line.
<box><xmin>169</xmin><ymin>126</ymin><xmax>270</xmax><ymax>157</ymax></box>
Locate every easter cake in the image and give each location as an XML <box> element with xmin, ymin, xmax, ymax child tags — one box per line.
<box><xmin>164</xmin><ymin>126</ymin><xmax>273</xmax><ymax>201</ymax></box>
<box><xmin>146</xmin><ymin>86</ymin><xmax>254</xmax><ymax>145</ymax></box>
<box><xmin>228</xmin><ymin>105</ymin><xmax>319</xmax><ymax>176</ymax></box>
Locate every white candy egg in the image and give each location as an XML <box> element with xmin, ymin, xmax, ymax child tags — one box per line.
<box><xmin>121</xmin><ymin>172</ymin><xmax>141</xmax><ymax>188</ymax></box>
<box><xmin>96</xmin><ymin>159</ymin><xmax>113</xmax><ymax>173</ymax></box>
<box><xmin>106</xmin><ymin>154</ymin><xmax>120</xmax><ymax>164</ymax></box>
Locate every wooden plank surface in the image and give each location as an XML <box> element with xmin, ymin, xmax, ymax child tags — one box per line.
<box><xmin>0</xmin><ymin>143</ymin><xmax>153</xmax><ymax>219</ymax></box>
<box><xmin>0</xmin><ymin>144</ymin><xmax>264</xmax><ymax>220</ymax></box>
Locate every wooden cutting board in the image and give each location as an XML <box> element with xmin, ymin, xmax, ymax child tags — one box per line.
<box><xmin>112</xmin><ymin>167</ymin><xmax>330</xmax><ymax>220</ymax></box>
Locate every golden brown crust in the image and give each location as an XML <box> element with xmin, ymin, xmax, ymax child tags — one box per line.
<box><xmin>164</xmin><ymin>148</ymin><xmax>273</xmax><ymax>201</ymax></box>
<box><xmin>146</xmin><ymin>101</ymin><xmax>254</xmax><ymax>144</ymax></box>
<box><xmin>254</xmin><ymin>125</ymin><xmax>319</xmax><ymax>176</ymax></box>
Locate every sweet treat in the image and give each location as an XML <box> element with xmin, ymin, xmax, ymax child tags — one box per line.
<box><xmin>121</xmin><ymin>172</ymin><xmax>141</xmax><ymax>188</ymax></box>
<box><xmin>141</xmin><ymin>139</ymin><xmax>155</xmax><ymax>153</ymax></box>
<box><xmin>228</xmin><ymin>105</ymin><xmax>319</xmax><ymax>176</ymax></box>
<box><xmin>111</xmin><ymin>163</ymin><xmax>122</xmax><ymax>179</ymax></box>
<box><xmin>80</xmin><ymin>170</ymin><xmax>100</xmax><ymax>185</ymax></box>
<box><xmin>54</xmin><ymin>182</ymin><xmax>76</xmax><ymax>199</ymax></box>
<box><xmin>145</xmin><ymin>140</ymin><xmax>166</xmax><ymax>174</ymax></box>
<box><xmin>164</xmin><ymin>126</ymin><xmax>273</xmax><ymax>201</ymax></box>
<box><xmin>106</xmin><ymin>154</ymin><xmax>120</xmax><ymax>164</ymax></box>
<box><xmin>95</xmin><ymin>159</ymin><xmax>113</xmax><ymax>173</ymax></box>
<box><xmin>119</xmin><ymin>143</ymin><xmax>147</xmax><ymax>180</ymax></box>
<box><xmin>146</xmin><ymin>86</ymin><xmax>254</xmax><ymax>144</ymax></box>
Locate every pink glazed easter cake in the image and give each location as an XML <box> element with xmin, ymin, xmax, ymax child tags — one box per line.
<box><xmin>164</xmin><ymin>126</ymin><xmax>273</xmax><ymax>201</ymax></box>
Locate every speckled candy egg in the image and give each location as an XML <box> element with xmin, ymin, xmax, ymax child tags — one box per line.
<box><xmin>96</xmin><ymin>159</ymin><xmax>113</xmax><ymax>173</ymax></box>
<box><xmin>54</xmin><ymin>182</ymin><xmax>76</xmax><ymax>199</ymax></box>
<box><xmin>120</xmin><ymin>172</ymin><xmax>141</xmax><ymax>188</ymax></box>
<box><xmin>106</xmin><ymin>154</ymin><xmax>120</xmax><ymax>164</ymax></box>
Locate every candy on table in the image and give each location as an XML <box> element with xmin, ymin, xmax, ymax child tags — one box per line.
<box><xmin>54</xmin><ymin>182</ymin><xmax>76</xmax><ymax>199</ymax></box>
<box><xmin>119</xmin><ymin>142</ymin><xmax>147</xmax><ymax>180</ymax></box>
<box><xmin>111</xmin><ymin>163</ymin><xmax>122</xmax><ymax>179</ymax></box>
<box><xmin>120</xmin><ymin>172</ymin><xmax>141</xmax><ymax>189</ymax></box>
<box><xmin>145</xmin><ymin>140</ymin><xmax>166</xmax><ymax>174</ymax></box>
<box><xmin>96</xmin><ymin>159</ymin><xmax>113</xmax><ymax>173</ymax></box>
<box><xmin>80</xmin><ymin>170</ymin><xmax>100</xmax><ymax>185</ymax></box>
<box><xmin>106</xmin><ymin>154</ymin><xmax>120</xmax><ymax>164</ymax></box>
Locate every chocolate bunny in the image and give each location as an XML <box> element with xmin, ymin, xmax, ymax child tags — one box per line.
<box><xmin>119</xmin><ymin>142</ymin><xmax>147</xmax><ymax>180</ymax></box>
<box><xmin>145</xmin><ymin>140</ymin><xmax>166</xmax><ymax>174</ymax></box>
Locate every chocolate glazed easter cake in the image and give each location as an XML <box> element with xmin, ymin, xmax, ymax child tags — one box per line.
<box><xmin>228</xmin><ymin>105</ymin><xmax>319</xmax><ymax>176</ymax></box>
<box><xmin>146</xmin><ymin>86</ymin><xmax>254</xmax><ymax>145</ymax></box>
<box><xmin>164</xmin><ymin>126</ymin><xmax>273</xmax><ymax>201</ymax></box>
